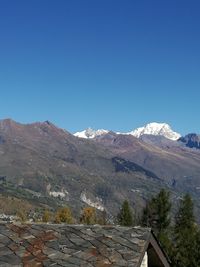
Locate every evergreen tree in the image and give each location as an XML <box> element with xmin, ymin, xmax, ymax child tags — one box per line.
<box><xmin>141</xmin><ymin>189</ymin><xmax>172</xmax><ymax>254</ymax></box>
<box><xmin>173</xmin><ymin>194</ymin><xmax>200</xmax><ymax>267</ymax></box>
<box><xmin>194</xmin><ymin>230</ymin><xmax>200</xmax><ymax>267</ymax></box>
<box><xmin>142</xmin><ymin>189</ymin><xmax>171</xmax><ymax>235</ymax></box>
<box><xmin>141</xmin><ymin>201</ymin><xmax>155</xmax><ymax>228</ymax></box>
<box><xmin>117</xmin><ymin>200</ymin><xmax>134</xmax><ymax>226</ymax></box>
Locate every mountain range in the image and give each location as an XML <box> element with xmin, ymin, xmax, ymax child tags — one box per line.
<box><xmin>0</xmin><ymin>119</ymin><xmax>200</xmax><ymax>220</ymax></box>
<box><xmin>74</xmin><ymin>122</ymin><xmax>181</xmax><ymax>141</ymax></box>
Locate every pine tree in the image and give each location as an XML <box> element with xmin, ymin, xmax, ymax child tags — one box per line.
<box><xmin>141</xmin><ymin>189</ymin><xmax>172</xmax><ymax>254</ymax></box>
<box><xmin>117</xmin><ymin>200</ymin><xmax>134</xmax><ymax>226</ymax></box>
<box><xmin>142</xmin><ymin>189</ymin><xmax>171</xmax><ymax>234</ymax></box>
<box><xmin>193</xmin><ymin>230</ymin><xmax>200</xmax><ymax>267</ymax></box>
<box><xmin>141</xmin><ymin>201</ymin><xmax>155</xmax><ymax>228</ymax></box>
<box><xmin>173</xmin><ymin>194</ymin><xmax>200</xmax><ymax>267</ymax></box>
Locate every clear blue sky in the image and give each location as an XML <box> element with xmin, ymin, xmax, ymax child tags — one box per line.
<box><xmin>0</xmin><ymin>0</ymin><xmax>200</xmax><ymax>135</ymax></box>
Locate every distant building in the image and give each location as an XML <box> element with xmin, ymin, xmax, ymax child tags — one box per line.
<box><xmin>0</xmin><ymin>223</ymin><xmax>171</xmax><ymax>267</ymax></box>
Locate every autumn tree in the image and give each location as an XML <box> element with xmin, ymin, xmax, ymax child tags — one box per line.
<box><xmin>97</xmin><ymin>210</ymin><xmax>108</xmax><ymax>225</ymax></box>
<box><xmin>54</xmin><ymin>207</ymin><xmax>73</xmax><ymax>224</ymax></box>
<box><xmin>117</xmin><ymin>200</ymin><xmax>134</xmax><ymax>226</ymax></box>
<box><xmin>17</xmin><ymin>210</ymin><xmax>27</xmax><ymax>223</ymax></box>
<box><xmin>80</xmin><ymin>207</ymin><xmax>97</xmax><ymax>225</ymax></box>
<box><xmin>42</xmin><ymin>209</ymin><xmax>51</xmax><ymax>223</ymax></box>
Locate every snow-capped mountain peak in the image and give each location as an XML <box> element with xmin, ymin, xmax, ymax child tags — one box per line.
<box><xmin>74</xmin><ymin>128</ymin><xmax>109</xmax><ymax>139</ymax></box>
<box><xmin>129</xmin><ymin>122</ymin><xmax>181</xmax><ymax>140</ymax></box>
<box><xmin>74</xmin><ymin>123</ymin><xmax>181</xmax><ymax>141</ymax></box>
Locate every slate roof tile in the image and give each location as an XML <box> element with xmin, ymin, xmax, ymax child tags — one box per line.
<box><xmin>0</xmin><ymin>223</ymin><xmax>152</xmax><ymax>267</ymax></box>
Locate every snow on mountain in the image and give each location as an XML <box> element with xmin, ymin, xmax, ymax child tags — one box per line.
<box><xmin>74</xmin><ymin>123</ymin><xmax>181</xmax><ymax>141</ymax></box>
<box><xmin>74</xmin><ymin>128</ymin><xmax>109</xmax><ymax>139</ymax></box>
<box><xmin>129</xmin><ymin>122</ymin><xmax>181</xmax><ymax>141</ymax></box>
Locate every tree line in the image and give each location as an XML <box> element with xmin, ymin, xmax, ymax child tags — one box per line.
<box><xmin>40</xmin><ymin>206</ymin><xmax>106</xmax><ymax>225</ymax></box>
<box><xmin>117</xmin><ymin>190</ymin><xmax>200</xmax><ymax>267</ymax></box>
<box><xmin>17</xmin><ymin>189</ymin><xmax>200</xmax><ymax>267</ymax></box>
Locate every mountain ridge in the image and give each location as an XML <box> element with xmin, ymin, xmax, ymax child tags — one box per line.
<box><xmin>179</xmin><ymin>133</ymin><xmax>200</xmax><ymax>149</ymax></box>
<box><xmin>74</xmin><ymin>122</ymin><xmax>181</xmax><ymax>141</ymax></box>
<box><xmin>0</xmin><ymin>118</ymin><xmax>200</xmax><ymax>220</ymax></box>
<box><xmin>0</xmin><ymin>118</ymin><xmax>165</xmax><ymax>217</ymax></box>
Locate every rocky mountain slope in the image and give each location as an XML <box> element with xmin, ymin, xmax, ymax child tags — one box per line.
<box><xmin>0</xmin><ymin>119</ymin><xmax>200</xmax><ymax>220</ymax></box>
<box><xmin>0</xmin><ymin>119</ymin><xmax>166</xmax><ymax>217</ymax></box>
<box><xmin>94</xmin><ymin>132</ymin><xmax>200</xmax><ymax>185</ymax></box>
<box><xmin>179</xmin><ymin>133</ymin><xmax>200</xmax><ymax>149</ymax></box>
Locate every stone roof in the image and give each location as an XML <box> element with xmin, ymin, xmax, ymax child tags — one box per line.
<box><xmin>0</xmin><ymin>223</ymin><xmax>152</xmax><ymax>267</ymax></box>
